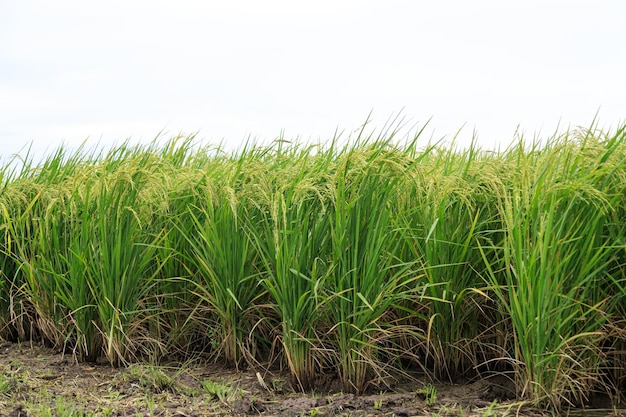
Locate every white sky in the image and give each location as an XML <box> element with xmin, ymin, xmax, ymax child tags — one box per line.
<box><xmin>1</xmin><ymin>1</ymin><xmax>625</xmax><ymax>162</ymax></box>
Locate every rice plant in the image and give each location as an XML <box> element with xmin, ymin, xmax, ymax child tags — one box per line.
<box><xmin>324</xmin><ymin>143</ymin><xmax>425</xmax><ymax>393</ymax></box>
<box><xmin>175</xmin><ymin>179</ymin><xmax>263</xmax><ymax>367</ymax></box>
<box><xmin>250</xmin><ymin>143</ymin><xmax>333</xmax><ymax>391</ymax></box>
<box><xmin>399</xmin><ymin>159</ymin><xmax>490</xmax><ymax>380</ymax></box>
<box><xmin>0</xmin><ymin>122</ymin><xmax>624</xmax><ymax>411</ymax></box>
<box><xmin>480</xmin><ymin>131</ymin><xmax>625</xmax><ymax>409</ymax></box>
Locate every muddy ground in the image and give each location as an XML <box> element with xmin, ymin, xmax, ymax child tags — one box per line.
<box><xmin>0</xmin><ymin>340</ymin><xmax>618</xmax><ymax>417</ymax></box>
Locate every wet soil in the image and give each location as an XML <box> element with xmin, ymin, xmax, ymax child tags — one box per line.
<box><xmin>0</xmin><ymin>340</ymin><xmax>609</xmax><ymax>416</ymax></box>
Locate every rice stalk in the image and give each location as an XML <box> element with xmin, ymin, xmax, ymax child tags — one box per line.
<box><xmin>324</xmin><ymin>143</ymin><xmax>424</xmax><ymax>394</ymax></box>
<box><xmin>479</xmin><ymin>131</ymin><xmax>620</xmax><ymax>409</ymax></box>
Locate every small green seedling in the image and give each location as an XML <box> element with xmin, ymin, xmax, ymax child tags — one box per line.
<box><xmin>418</xmin><ymin>383</ymin><xmax>437</xmax><ymax>406</ymax></box>
<box><xmin>202</xmin><ymin>379</ymin><xmax>243</xmax><ymax>402</ymax></box>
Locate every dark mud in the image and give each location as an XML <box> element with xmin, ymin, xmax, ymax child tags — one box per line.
<box><xmin>0</xmin><ymin>340</ymin><xmax>614</xmax><ymax>416</ymax></box>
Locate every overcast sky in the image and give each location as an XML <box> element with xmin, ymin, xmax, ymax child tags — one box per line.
<box><xmin>1</xmin><ymin>1</ymin><xmax>625</xmax><ymax>162</ymax></box>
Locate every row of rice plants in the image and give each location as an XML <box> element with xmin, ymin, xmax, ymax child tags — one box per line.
<box><xmin>1</xmin><ymin>126</ymin><xmax>625</xmax><ymax>410</ymax></box>
<box><xmin>499</xmin><ymin>129</ymin><xmax>626</xmax><ymax>409</ymax></box>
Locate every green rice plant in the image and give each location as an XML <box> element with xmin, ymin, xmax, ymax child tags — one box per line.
<box><xmin>399</xmin><ymin>164</ymin><xmax>491</xmax><ymax>380</ymax></box>
<box><xmin>145</xmin><ymin>214</ymin><xmax>195</xmax><ymax>355</ymax></box>
<box><xmin>175</xmin><ymin>182</ymin><xmax>263</xmax><ymax>367</ymax></box>
<box><xmin>11</xmin><ymin>149</ymin><xmax>169</xmax><ymax>363</ymax></box>
<box><xmin>0</xmin><ymin>181</ymin><xmax>67</xmax><ymax>346</ymax></box>
<box><xmin>85</xmin><ymin>159</ymin><xmax>166</xmax><ymax>365</ymax></box>
<box><xmin>583</xmin><ymin>126</ymin><xmax>626</xmax><ymax>398</ymax></box>
<box><xmin>0</xmin><ymin>224</ymin><xmax>18</xmax><ymax>340</ymax></box>
<box><xmin>1</xmin><ymin>124</ymin><xmax>626</xmax><ymax>410</ymax></box>
<box><xmin>0</xmin><ymin>157</ymin><xmax>22</xmax><ymax>339</ymax></box>
<box><xmin>249</xmin><ymin>143</ymin><xmax>333</xmax><ymax>391</ymax></box>
<box><xmin>479</xmin><ymin>133</ymin><xmax>621</xmax><ymax>409</ymax></box>
<box><xmin>324</xmin><ymin>143</ymin><xmax>424</xmax><ymax>394</ymax></box>
<box><xmin>138</xmin><ymin>148</ymin><xmax>209</xmax><ymax>355</ymax></box>
<box><xmin>30</xmin><ymin>186</ymin><xmax>100</xmax><ymax>359</ymax></box>
<box><xmin>161</xmin><ymin>142</ymin><xmax>287</xmax><ymax>363</ymax></box>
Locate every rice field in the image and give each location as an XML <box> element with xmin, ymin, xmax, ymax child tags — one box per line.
<box><xmin>1</xmin><ymin>123</ymin><xmax>625</xmax><ymax>412</ymax></box>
